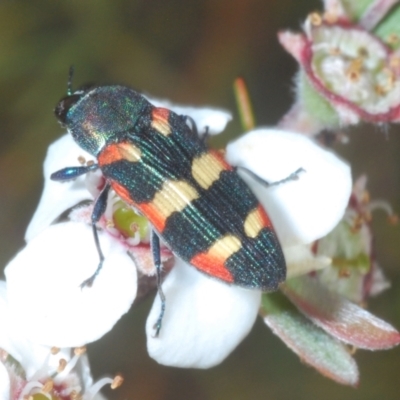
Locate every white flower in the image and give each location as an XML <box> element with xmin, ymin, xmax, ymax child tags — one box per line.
<box><xmin>277</xmin><ymin>6</ymin><xmax>400</xmax><ymax>134</ymax></box>
<box><xmin>4</xmin><ymin>100</ymin><xmax>351</xmax><ymax>369</ymax></box>
<box><xmin>0</xmin><ymin>281</ymin><xmax>118</xmax><ymax>400</ymax></box>
<box><xmin>6</xmin><ymin>222</ymin><xmax>137</xmax><ymax>347</ymax></box>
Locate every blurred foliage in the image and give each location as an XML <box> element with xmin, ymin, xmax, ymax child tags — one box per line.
<box><xmin>0</xmin><ymin>1</ymin><xmax>399</xmax><ymax>399</ymax></box>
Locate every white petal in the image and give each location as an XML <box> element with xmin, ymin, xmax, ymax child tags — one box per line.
<box><xmin>0</xmin><ymin>362</ymin><xmax>9</xmax><ymax>400</ymax></box>
<box><xmin>226</xmin><ymin>129</ymin><xmax>352</xmax><ymax>246</ymax></box>
<box><xmin>0</xmin><ymin>282</ymin><xmax>66</xmax><ymax>377</ymax></box>
<box><xmin>146</xmin><ymin>258</ymin><xmax>261</xmax><ymax>368</ymax></box>
<box><xmin>0</xmin><ymin>282</ymin><xmax>14</xmax><ymax>354</ymax></box>
<box><xmin>146</xmin><ymin>96</ymin><xmax>232</xmax><ymax>136</ymax></box>
<box><xmin>25</xmin><ymin>135</ymin><xmax>94</xmax><ymax>242</ymax></box>
<box><xmin>284</xmin><ymin>244</ymin><xmax>331</xmax><ymax>278</ymax></box>
<box><xmin>6</xmin><ymin>222</ymin><xmax>137</xmax><ymax>347</ymax></box>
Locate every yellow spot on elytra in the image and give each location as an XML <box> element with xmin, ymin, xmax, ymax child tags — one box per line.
<box><xmin>309</xmin><ymin>12</ymin><xmax>322</xmax><ymax>26</ymax></box>
<box><xmin>191</xmin><ymin>152</ymin><xmax>225</xmax><ymax>189</ymax></box>
<box><xmin>207</xmin><ymin>234</ymin><xmax>242</xmax><ymax>260</ymax></box>
<box><xmin>151</xmin><ymin>108</ymin><xmax>171</xmax><ymax>136</ymax></box>
<box><xmin>244</xmin><ymin>208</ymin><xmax>264</xmax><ymax>238</ymax></box>
<box><xmin>116</xmin><ymin>142</ymin><xmax>142</xmax><ymax>162</ymax></box>
<box><xmin>98</xmin><ymin>142</ymin><xmax>141</xmax><ymax>165</ymax></box>
<box><xmin>151</xmin><ymin>180</ymin><xmax>199</xmax><ymax>219</ymax></box>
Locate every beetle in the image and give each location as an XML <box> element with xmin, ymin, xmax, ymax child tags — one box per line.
<box><xmin>51</xmin><ymin>74</ymin><xmax>287</xmax><ymax>335</ymax></box>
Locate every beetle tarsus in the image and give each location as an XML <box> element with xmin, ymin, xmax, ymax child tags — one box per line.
<box><xmin>79</xmin><ymin>184</ymin><xmax>110</xmax><ymax>288</ymax></box>
<box><xmin>79</xmin><ymin>259</ymin><xmax>103</xmax><ymax>289</ymax></box>
<box><xmin>239</xmin><ymin>166</ymin><xmax>305</xmax><ymax>188</ymax></box>
<box><xmin>152</xmin><ymin>232</ymin><xmax>166</xmax><ymax>337</ymax></box>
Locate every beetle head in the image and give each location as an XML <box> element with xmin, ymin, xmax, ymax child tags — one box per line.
<box><xmin>54</xmin><ymin>85</ymin><xmax>95</xmax><ymax>125</ymax></box>
<box><xmin>55</xmin><ymin>85</ymin><xmax>150</xmax><ymax>156</ymax></box>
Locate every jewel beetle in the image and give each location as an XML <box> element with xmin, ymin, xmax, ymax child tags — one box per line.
<box><xmin>51</xmin><ymin>73</ymin><xmax>286</xmax><ymax>335</ymax></box>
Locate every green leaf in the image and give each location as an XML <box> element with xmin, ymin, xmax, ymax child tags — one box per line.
<box><xmin>374</xmin><ymin>4</ymin><xmax>400</xmax><ymax>50</ymax></box>
<box><xmin>261</xmin><ymin>292</ymin><xmax>359</xmax><ymax>386</ymax></box>
<box><xmin>282</xmin><ymin>276</ymin><xmax>400</xmax><ymax>350</ymax></box>
<box><xmin>297</xmin><ymin>72</ymin><xmax>340</xmax><ymax>129</ymax></box>
<box><xmin>341</xmin><ymin>0</ymin><xmax>375</xmax><ymax>21</ymax></box>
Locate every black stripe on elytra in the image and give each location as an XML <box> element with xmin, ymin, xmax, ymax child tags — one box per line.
<box><xmin>161</xmin><ymin>170</ymin><xmax>260</xmax><ymax>262</ymax></box>
<box><xmin>226</xmin><ymin>228</ymin><xmax>286</xmax><ymax>291</ymax></box>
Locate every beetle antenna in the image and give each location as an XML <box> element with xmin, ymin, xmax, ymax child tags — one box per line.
<box><xmin>67</xmin><ymin>65</ymin><xmax>75</xmax><ymax>95</ymax></box>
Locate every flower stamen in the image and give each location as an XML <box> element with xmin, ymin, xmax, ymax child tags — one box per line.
<box><xmin>0</xmin><ymin>348</ymin><xmax>8</xmax><ymax>362</ymax></box>
<box><xmin>74</xmin><ymin>346</ymin><xmax>87</xmax><ymax>356</ymax></box>
<box><xmin>70</xmin><ymin>390</ymin><xmax>83</xmax><ymax>400</ymax></box>
<box><xmin>329</xmin><ymin>46</ymin><xmax>341</xmax><ymax>56</ymax></box>
<box><xmin>390</xmin><ymin>56</ymin><xmax>400</xmax><ymax>69</ymax></box>
<box><xmin>111</xmin><ymin>374</ymin><xmax>124</xmax><ymax>389</ymax></box>
<box><xmin>56</xmin><ymin>347</ymin><xmax>86</xmax><ymax>379</ymax></box>
<box><xmin>368</xmin><ymin>200</ymin><xmax>398</xmax><ymax>225</ymax></box>
<box><xmin>42</xmin><ymin>380</ymin><xmax>54</xmax><ymax>393</ymax></box>
<box><xmin>84</xmin><ymin>374</ymin><xmax>124</xmax><ymax>399</ymax></box>
<box><xmin>57</xmin><ymin>358</ymin><xmax>67</xmax><ymax>373</ymax></box>
<box><xmin>309</xmin><ymin>12</ymin><xmax>322</xmax><ymax>26</ymax></box>
<box><xmin>323</xmin><ymin>11</ymin><xmax>338</xmax><ymax>24</ymax></box>
<box><xmin>345</xmin><ymin>58</ymin><xmax>363</xmax><ymax>82</ymax></box>
<box><xmin>19</xmin><ymin>381</ymin><xmax>43</xmax><ymax>400</ymax></box>
<box><xmin>387</xmin><ymin>33</ymin><xmax>399</xmax><ymax>46</ymax></box>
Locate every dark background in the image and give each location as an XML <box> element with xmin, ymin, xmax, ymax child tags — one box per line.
<box><xmin>1</xmin><ymin>1</ymin><xmax>400</xmax><ymax>399</ymax></box>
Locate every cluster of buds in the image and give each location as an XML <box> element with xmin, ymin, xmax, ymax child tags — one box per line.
<box><xmin>278</xmin><ymin>0</ymin><xmax>400</xmax><ymax>134</ymax></box>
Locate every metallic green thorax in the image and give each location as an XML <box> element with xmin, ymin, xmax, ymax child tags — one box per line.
<box><xmin>63</xmin><ymin>86</ymin><xmax>151</xmax><ymax>156</ymax></box>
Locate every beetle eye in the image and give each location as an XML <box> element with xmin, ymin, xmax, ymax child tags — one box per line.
<box><xmin>54</xmin><ymin>94</ymin><xmax>82</xmax><ymax>124</ymax></box>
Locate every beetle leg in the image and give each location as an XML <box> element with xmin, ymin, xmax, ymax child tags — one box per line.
<box><xmin>183</xmin><ymin>115</ymin><xmax>209</xmax><ymax>143</ymax></box>
<box><xmin>238</xmin><ymin>167</ymin><xmax>305</xmax><ymax>188</ymax></box>
<box><xmin>50</xmin><ymin>163</ymin><xmax>99</xmax><ymax>181</ymax></box>
<box><xmin>183</xmin><ymin>115</ymin><xmax>198</xmax><ymax>137</ymax></box>
<box><xmin>80</xmin><ymin>183</ymin><xmax>111</xmax><ymax>288</ymax></box>
<box><xmin>201</xmin><ymin>125</ymin><xmax>210</xmax><ymax>143</ymax></box>
<box><xmin>151</xmin><ymin>231</ymin><xmax>166</xmax><ymax>337</ymax></box>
